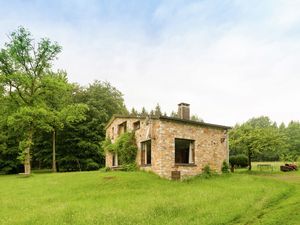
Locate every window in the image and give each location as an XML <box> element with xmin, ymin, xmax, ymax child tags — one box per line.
<box><xmin>133</xmin><ymin>121</ymin><xmax>140</xmax><ymax>130</ymax></box>
<box><xmin>118</xmin><ymin>121</ymin><xmax>127</xmax><ymax>135</ymax></box>
<box><xmin>112</xmin><ymin>153</ymin><xmax>118</xmax><ymax>167</ymax></box>
<box><xmin>175</xmin><ymin>138</ymin><xmax>195</xmax><ymax>164</ymax></box>
<box><xmin>111</xmin><ymin>127</ymin><xmax>115</xmax><ymax>140</ymax></box>
<box><xmin>141</xmin><ymin>140</ymin><xmax>151</xmax><ymax>165</ymax></box>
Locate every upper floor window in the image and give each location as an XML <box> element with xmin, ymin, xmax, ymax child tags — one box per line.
<box><xmin>111</xmin><ymin>127</ymin><xmax>115</xmax><ymax>139</ymax></box>
<box><xmin>133</xmin><ymin>121</ymin><xmax>140</xmax><ymax>130</ymax></box>
<box><xmin>175</xmin><ymin>138</ymin><xmax>195</xmax><ymax>164</ymax></box>
<box><xmin>118</xmin><ymin>121</ymin><xmax>127</xmax><ymax>135</ymax></box>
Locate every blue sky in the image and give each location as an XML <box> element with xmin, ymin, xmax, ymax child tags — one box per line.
<box><xmin>1</xmin><ymin>0</ymin><xmax>300</xmax><ymax>125</ymax></box>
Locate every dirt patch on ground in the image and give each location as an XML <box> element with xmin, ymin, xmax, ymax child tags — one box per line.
<box><xmin>103</xmin><ymin>176</ymin><xmax>116</xmax><ymax>180</ymax></box>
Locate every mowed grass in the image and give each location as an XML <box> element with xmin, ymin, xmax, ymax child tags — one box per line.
<box><xmin>0</xmin><ymin>169</ymin><xmax>300</xmax><ymax>225</ymax></box>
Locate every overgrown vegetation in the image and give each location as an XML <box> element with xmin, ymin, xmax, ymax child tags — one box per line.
<box><xmin>102</xmin><ymin>132</ymin><xmax>138</xmax><ymax>170</ymax></box>
<box><xmin>221</xmin><ymin>161</ymin><xmax>230</xmax><ymax>173</ymax></box>
<box><xmin>202</xmin><ymin>165</ymin><xmax>212</xmax><ymax>178</ymax></box>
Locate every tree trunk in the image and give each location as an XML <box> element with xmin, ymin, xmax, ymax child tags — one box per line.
<box><xmin>52</xmin><ymin>129</ymin><xmax>57</xmax><ymax>172</ymax></box>
<box><xmin>24</xmin><ymin>130</ymin><xmax>33</xmax><ymax>174</ymax></box>
<box><xmin>76</xmin><ymin>159</ymin><xmax>81</xmax><ymax>171</ymax></box>
<box><xmin>248</xmin><ymin>152</ymin><xmax>252</xmax><ymax>171</ymax></box>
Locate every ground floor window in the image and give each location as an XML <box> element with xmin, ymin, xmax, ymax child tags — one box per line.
<box><xmin>141</xmin><ymin>140</ymin><xmax>151</xmax><ymax>165</ymax></box>
<box><xmin>175</xmin><ymin>138</ymin><xmax>195</xmax><ymax>164</ymax></box>
<box><xmin>112</xmin><ymin>153</ymin><xmax>118</xmax><ymax>167</ymax></box>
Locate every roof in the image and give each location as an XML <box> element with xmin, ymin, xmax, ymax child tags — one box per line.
<box><xmin>159</xmin><ymin>116</ymin><xmax>231</xmax><ymax>130</ymax></box>
<box><xmin>104</xmin><ymin>115</ymin><xmax>149</xmax><ymax>129</ymax></box>
<box><xmin>105</xmin><ymin>114</ymin><xmax>231</xmax><ymax>130</ymax></box>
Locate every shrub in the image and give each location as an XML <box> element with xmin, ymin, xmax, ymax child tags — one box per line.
<box><xmin>280</xmin><ymin>152</ymin><xmax>299</xmax><ymax>162</ymax></box>
<box><xmin>85</xmin><ymin>159</ymin><xmax>100</xmax><ymax>171</ymax></box>
<box><xmin>99</xmin><ymin>167</ymin><xmax>111</xmax><ymax>172</ymax></box>
<box><xmin>114</xmin><ymin>132</ymin><xmax>137</xmax><ymax>165</ymax></box>
<box><xmin>101</xmin><ymin>132</ymin><xmax>138</xmax><ymax>169</ymax></box>
<box><xmin>230</xmin><ymin>154</ymin><xmax>248</xmax><ymax>168</ymax></box>
<box><xmin>121</xmin><ymin>163</ymin><xmax>138</xmax><ymax>171</ymax></box>
<box><xmin>221</xmin><ymin>161</ymin><xmax>229</xmax><ymax>173</ymax></box>
<box><xmin>202</xmin><ymin>165</ymin><xmax>212</xmax><ymax>178</ymax></box>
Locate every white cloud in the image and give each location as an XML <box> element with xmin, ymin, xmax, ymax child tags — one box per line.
<box><xmin>1</xmin><ymin>0</ymin><xmax>300</xmax><ymax>126</ymax></box>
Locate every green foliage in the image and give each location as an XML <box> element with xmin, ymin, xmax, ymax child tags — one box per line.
<box><xmin>121</xmin><ymin>163</ymin><xmax>138</xmax><ymax>171</ymax></box>
<box><xmin>202</xmin><ymin>165</ymin><xmax>212</xmax><ymax>178</ymax></box>
<box><xmin>280</xmin><ymin>152</ymin><xmax>298</xmax><ymax>162</ymax></box>
<box><xmin>229</xmin><ymin>116</ymin><xmax>288</xmax><ymax>170</ymax></box>
<box><xmin>0</xmin><ymin>27</ymin><xmax>127</xmax><ymax>174</ymax></box>
<box><xmin>103</xmin><ymin>132</ymin><xmax>138</xmax><ymax>166</ymax></box>
<box><xmin>221</xmin><ymin>161</ymin><xmax>230</xmax><ymax>173</ymax></box>
<box><xmin>170</xmin><ymin>111</ymin><xmax>178</xmax><ymax>118</ymax></box>
<box><xmin>140</xmin><ymin>107</ymin><xmax>148</xmax><ymax>116</ymax></box>
<box><xmin>30</xmin><ymin>80</ymin><xmax>126</xmax><ymax>172</ymax></box>
<box><xmin>229</xmin><ymin>154</ymin><xmax>248</xmax><ymax>168</ymax></box>
<box><xmin>85</xmin><ymin>159</ymin><xmax>100</xmax><ymax>171</ymax></box>
<box><xmin>130</xmin><ymin>108</ymin><xmax>138</xmax><ymax>116</ymax></box>
<box><xmin>154</xmin><ymin>103</ymin><xmax>162</xmax><ymax>117</ymax></box>
<box><xmin>101</xmin><ymin>138</ymin><xmax>114</xmax><ymax>153</ymax></box>
<box><xmin>103</xmin><ymin>166</ymin><xmax>112</xmax><ymax>172</ymax></box>
<box><xmin>0</xmin><ymin>27</ymin><xmax>65</xmax><ymax>173</ymax></box>
<box><xmin>283</xmin><ymin>121</ymin><xmax>300</xmax><ymax>157</ymax></box>
<box><xmin>190</xmin><ymin>114</ymin><xmax>204</xmax><ymax>122</ymax></box>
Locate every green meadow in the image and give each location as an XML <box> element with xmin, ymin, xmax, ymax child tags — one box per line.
<box><xmin>1</xmin><ymin>168</ymin><xmax>300</xmax><ymax>225</ymax></box>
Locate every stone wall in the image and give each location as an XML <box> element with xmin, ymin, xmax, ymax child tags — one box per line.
<box><xmin>105</xmin><ymin>117</ymin><xmax>160</xmax><ymax>170</ymax></box>
<box><xmin>105</xmin><ymin>116</ymin><xmax>229</xmax><ymax>179</ymax></box>
<box><xmin>156</xmin><ymin>119</ymin><xmax>228</xmax><ymax>179</ymax></box>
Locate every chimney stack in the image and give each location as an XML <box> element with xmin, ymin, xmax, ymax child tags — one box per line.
<box><xmin>178</xmin><ymin>103</ymin><xmax>190</xmax><ymax>120</ymax></box>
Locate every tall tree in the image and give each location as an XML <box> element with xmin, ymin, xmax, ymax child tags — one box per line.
<box><xmin>0</xmin><ymin>27</ymin><xmax>62</xmax><ymax>174</ymax></box>
<box><xmin>140</xmin><ymin>107</ymin><xmax>148</xmax><ymax>116</ymax></box>
<box><xmin>154</xmin><ymin>103</ymin><xmax>162</xmax><ymax>117</ymax></box>
<box><xmin>170</xmin><ymin>111</ymin><xmax>178</xmax><ymax>118</ymax></box>
<box><xmin>229</xmin><ymin>116</ymin><xmax>287</xmax><ymax>170</ymax></box>
<box><xmin>56</xmin><ymin>81</ymin><xmax>127</xmax><ymax>171</ymax></box>
<box><xmin>284</xmin><ymin>121</ymin><xmax>300</xmax><ymax>156</ymax></box>
<box><xmin>130</xmin><ymin>107</ymin><xmax>138</xmax><ymax>116</ymax></box>
<box><xmin>191</xmin><ymin>114</ymin><xmax>204</xmax><ymax>122</ymax></box>
<box><xmin>41</xmin><ymin>73</ymin><xmax>88</xmax><ymax>172</ymax></box>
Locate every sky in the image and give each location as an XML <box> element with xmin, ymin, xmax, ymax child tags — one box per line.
<box><xmin>1</xmin><ymin>0</ymin><xmax>300</xmax><ymax>126</ymax></box>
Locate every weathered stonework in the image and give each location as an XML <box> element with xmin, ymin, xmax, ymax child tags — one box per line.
<box><xmin>105</xmin><ymin>115</ymin><xmax>230</xmax><ymax>179</ymax></box>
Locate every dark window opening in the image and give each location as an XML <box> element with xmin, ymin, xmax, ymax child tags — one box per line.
<box><xmin>112</xmin><ymin>153</ymin><xmax>118</xmax><ymax>167</ymax></box>
<box><xmin>141</xmin><ymin>140</ymin><xmax>151</xmax><ymax>165</ymax></box>
<box><xmin>111</xmin><ymin>127</ymin><xmax>115</xmax><ymax>139</ymax></box>
<box><xmin>175</xmin><ymin>138</ymin><xmax>195</xmax><ymax>164</ymax></box>
<box><xmin>118</xmin><ymin>121</ymin><xmax>127</xmax><ymax>135</ymax></box>
<box><xmin>112</xmin><ymin>154</ymin><xmax>115</xmax><ymax>166</ymax></box>
<box><xmin>133</xmin><ymin>121</ymin><xmax>140</xmax><ymax>130</ymax></box>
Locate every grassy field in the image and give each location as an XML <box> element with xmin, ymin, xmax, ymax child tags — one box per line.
<box><xmin>0</xmin><ymin>168</ymin><xmax>300</xmax><ymax>225</ymax></box>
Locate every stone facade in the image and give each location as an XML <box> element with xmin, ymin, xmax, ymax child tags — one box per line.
<box><xmin>105</xmin><ymin>115</ymin><xmax>230</xmax><ymax>179</ymax></box>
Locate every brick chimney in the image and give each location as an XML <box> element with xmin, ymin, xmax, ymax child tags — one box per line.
<box><xmin>178</xmin><ymin>103</ymin><xmax>190</xmax><ymax>120</ymax></box>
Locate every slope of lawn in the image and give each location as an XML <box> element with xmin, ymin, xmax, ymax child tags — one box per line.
<box><xmin>0</xmin><ymin>170</ymin><xmax>299</xmax><ymax>225</ymax></box>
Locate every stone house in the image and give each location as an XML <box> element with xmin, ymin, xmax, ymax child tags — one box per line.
<box><xmin>105</xmin><ymin>103</ymin><xmax>230</xmax><ymax>179</ymax></box>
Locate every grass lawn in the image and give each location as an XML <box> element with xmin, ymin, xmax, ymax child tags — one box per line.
<box><xmin>0</xmin><ymin>169</ymin><xmax>300</xmax><ymax>225</ymax></box>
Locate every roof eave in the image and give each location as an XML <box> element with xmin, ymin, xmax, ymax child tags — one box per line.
<box><xmin>159</xmin><ymin>116</ymin><xmax>232</xmax><ymax>130</ymax></box>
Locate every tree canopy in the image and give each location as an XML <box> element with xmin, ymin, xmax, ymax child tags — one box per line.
<box><xmin>229</xmin><ymin>116</ymin><xmax>291</xmax><ymax>170</ymax></box>
<box><xmin>0</xmin><ymin>27</ymin><xmax>127</xmax><ymax>174</ymax></box>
